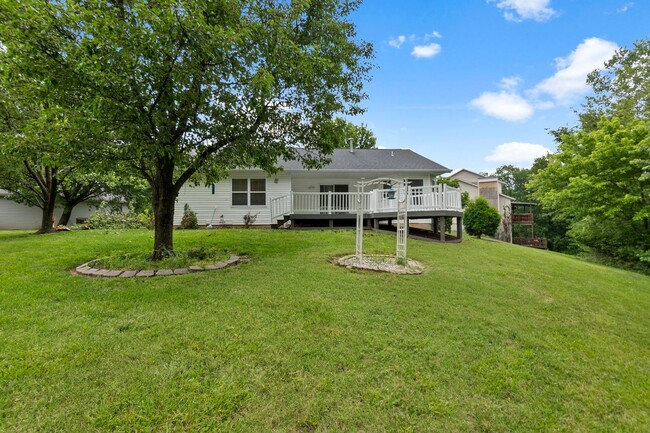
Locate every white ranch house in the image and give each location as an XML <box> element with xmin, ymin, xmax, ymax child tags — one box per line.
<box><xmin>175</xmin><ymin>148</ymin><xmax>465</xmax><ymax>239</ymax></box>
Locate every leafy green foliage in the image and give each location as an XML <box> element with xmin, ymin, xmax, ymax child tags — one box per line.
<box><xmin>464</xmin><ymin>196</ymin><xmax>502</xmax><ymax>239</ymax></box>
<box><xmin>0</xmin><ymin>0</ymin><xmax>374</xmax><ymax>258</ymax></box>
<box><xmin>583</xmin><ymin>38</ymin><xmax>650</xmax><ymax>127</ymax></box>
<box><xmin>485</xmin><ymin>161</ymin><xmax>576</xmax><ymax>253</ymax></box>
<box><xmin>85</xmin><ymin>203</ymin><xmax>152</xmax><ymax>230</ymax></box>
<box><xmin>320</xmin><ymin>117</ymin><xmax>377</xmax><ymax>149</ymax></box>
<box><xmin>492</xmin><ymin>165</ymin><xmax>533</xmax><ymax>202</ymax></box>
<box><xmin>0</xmin><ymin>44</ymin><xmax>139</xmax><ymax>229</ymax></box>
<box><xmin>179</xmin><ymin>204</ymin><xmax>198</xmax><ymax>230</ymax></box>
<box><xmin>530</xmin><ymin>117</ymin><xmax>650</xmax><ymax>267</ymax></box>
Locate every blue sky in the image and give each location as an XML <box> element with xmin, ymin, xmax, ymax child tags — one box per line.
<box><xmin>349</xmin><ymin>0</ymin><xmax>649</xmax><ymax>173</ymax></box>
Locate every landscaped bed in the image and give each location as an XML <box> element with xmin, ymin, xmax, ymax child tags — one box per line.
<box><xmin>1</xmin><ymin>229</ymin><xmax>648</xmax><ymax>432</ymax></box>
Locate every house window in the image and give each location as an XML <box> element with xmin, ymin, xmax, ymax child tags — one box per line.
<box><xmin>250</xmin><ymin>179</ymin><xmax>266</xmax><ymax>205</ymax></box>
<box><xmin>232</xmin><ymin>179</ymin><xmax>266</xmax><ymax>206</ymax></box>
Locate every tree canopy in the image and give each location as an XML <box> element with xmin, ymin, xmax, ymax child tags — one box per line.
<box><xmin>529</xmin><ymin>117</ymin><xmax>650</xmax><ymax>263</ymax></box>
<box><xmin>0</xmin><ymin>0</ymin><xmax>373</xmax><ymax>258</ymax></box>
<box><xmin>582</xmin><ymin>39</ymin><xmax>650</xmax><ymax>128</ymax></box>
<box><xmin>320</xmin><ymin>117</ymin><xmax>377</xmax><ymax>149</ymax></box>
<box><xmin>530</xmin><ymin>39</ymin><xmax>650</xmax><ymax>268</ymax></box>
<box><xmin>492</xmin><ymin>165</ymin><xmax>532</xmax><ymax>202</ymax></box>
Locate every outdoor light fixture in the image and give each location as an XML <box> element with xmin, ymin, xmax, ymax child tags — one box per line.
<box><xmin>386</xmin><ymin>188</ymin><xmax>396</xmax><ymax>200</ymax></box>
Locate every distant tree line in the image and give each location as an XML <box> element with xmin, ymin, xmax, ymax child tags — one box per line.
<box><xmin>494</xmin><ymin>39</ymin><xmax>650</xmax><ymax>272</ymax></box>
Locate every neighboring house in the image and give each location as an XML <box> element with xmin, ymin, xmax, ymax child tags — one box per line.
<box><xmin>448</xmin><ymin>169</ymin><xmax>514</xmax><ymax>242</ymax></box>
<box><xmin>0</xmin><ymin>189</ymin><xmax>96</xmax><ymax>230</ymax></box>
<box><xmin>175</xmin><ymin>148</ymin><xmax>464</xmax><ymax>237</ymax></box>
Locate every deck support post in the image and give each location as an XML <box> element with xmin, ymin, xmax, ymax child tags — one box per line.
<box><xmin>329</xmin><ymin>219</ymin><xmax>334</xmax><ymax>228</ymax></box>
<box><xmin>457</xmin><ymin>216</ymin><xmax>463</xmax><ymax>240</ymax></box>
<box><xmin>373</xmin><ymin>219</ymin><xmax>379</xmax><ymax>230</ymax></box>
<box><xmin>431</xmin><ymin>217</ymin><xmax>437</xmax><ymax>234</ymax></box>
<box><xmin>439</xmin><ymin>217</ymin><xmax>446</xmax><ymax>242</ymax></box>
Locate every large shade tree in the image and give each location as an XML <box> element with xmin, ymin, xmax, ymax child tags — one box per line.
<box><xmin>0</xmin><ymin>70</ymin><xmax>67</xmax><ymax>233</ymax></box>
<box><xmin>0</xmin><ymin>0</ymin><xmax>373</xmax><ymax>259</ymax></box>
<box><xmin>0</xmin><ymin>64</ymin><xmax>122</xmax><ymax>232</ymax></box>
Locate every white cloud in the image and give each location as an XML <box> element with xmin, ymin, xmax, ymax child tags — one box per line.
<box><xmin>470</xmin><ymin>77</ymin><xmax>533</xmax><ymax>121</ymax></box>
<box><xmin>389</xmin><ymin>31</ymin><xmax>443</xmax><ymax>55</ymax></box>
<box><xmin>490</xmin><ymin>0</ymin><xmax>556</xmax><ymax>22</ymax></box>
<box><xmin>530</xmin><ymin>37</ymin><xmax>618</xmax><ymax>105</ymax></box>
<box><xmin>388</xmin><ymin>35</ymin><xmax>406</xmax><ymax>49</ymax></box>
<box><xmin>533</xmin><ymin>100</ymin><xmax>555</xmax><ymax>110</ymax></box>
<box><xmin>411</xmin><ymin>43</ymin><xmax>442</xmax><ymax>59</ymax></box>
<box><xmin>499</xmin><ymin>75</ymin><xmax>523</xmax><ymax>91</ymax></box>
<box><xmin>471</xmin><ymin>38</ymin><xmax>618</xmax><ymax>122</ymax></box>
<box><xmin>470</xmin><ymin>91</ymin><xmax>534</xmax><ymax>121</ymax></box>
<box><xmin>617</xmin><ymin>2</ymin><xmax>634</xmax><ymax>13</ymax></box>
<box><xmin>486</xmin><ymin>142</ymin><xmax>551</xmax><ymax>164</ymax></box>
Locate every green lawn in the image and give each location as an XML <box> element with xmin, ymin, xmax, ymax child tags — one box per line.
<box><xmin>1</xmin><ymin>229</ymin><xmax>648</xmax><ymax>432</ymax></box>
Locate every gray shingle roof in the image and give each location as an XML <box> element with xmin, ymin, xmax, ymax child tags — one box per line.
<box><xmin>280</xmin><ymin>148</ymin><xmax>450</xmax><ymax>173</ymax></box>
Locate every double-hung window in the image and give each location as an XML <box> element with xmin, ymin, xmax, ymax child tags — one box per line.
<box><xmin>232</xmin><ymin>179</ymin><xmax>266</xmax><ymax>206</ymax></box>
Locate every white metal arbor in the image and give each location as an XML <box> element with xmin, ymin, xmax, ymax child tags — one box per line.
<box><xmin>355</xmin><ymin>178</ymin><xmax>409</xmax><ymax>263</ymax></box>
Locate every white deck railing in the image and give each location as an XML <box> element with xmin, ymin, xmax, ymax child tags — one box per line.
<box><xmin>271</xmin><ymin>185</ymin><xmax>463</xmax><ymax>220</ymax></box>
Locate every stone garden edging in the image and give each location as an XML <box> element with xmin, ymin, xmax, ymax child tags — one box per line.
<box><xmin>73</xmin><ymin>256</ymin><xmax>241</xmax><ymax>278</ymax></box>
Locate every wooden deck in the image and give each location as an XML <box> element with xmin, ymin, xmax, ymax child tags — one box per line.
<box><xmin>271</xmin><ymin>185</ymin><xmax>463</xmax><ymax>223</ymax></box>
<box><xmin>271</xmin><ymin>186</ymin><xmax>464</xmax><ymax>240</ymax></box>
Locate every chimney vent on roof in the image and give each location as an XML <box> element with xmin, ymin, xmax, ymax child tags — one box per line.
<box><xmin>391</xmin><ymin>151</ymin><xmax>394</xmax><ymax>157</ymax></box>
<box><xmin>347</xmin><ymin>138</ymin><xmax>354</xmax><ymax>153</ymax></box>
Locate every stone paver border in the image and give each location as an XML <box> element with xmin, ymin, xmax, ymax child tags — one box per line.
<box><xmin>73</xmin><ymin>256</ymin><xmax>241</xmax><ymax>278</ymax></box>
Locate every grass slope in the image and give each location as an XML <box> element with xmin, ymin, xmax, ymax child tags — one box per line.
<box><xmin>0</xmin><ymin>229</ymin><xmax>648</xmax><ymax>432</ymax></box>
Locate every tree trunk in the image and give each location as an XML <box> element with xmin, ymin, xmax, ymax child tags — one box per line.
<box><xmin>36</xmin><ymin>175</ymin><xmax>57</xmax><ymax>234</ymax></box>
<box><xmin>151</xmin><ymin>157</ymin><xmax>178</xmax><ymax>260</ymax></box>
<box><xmin>152</xmin><ymin>191</ymin><xmax>177</xmax><ymax>260</ymax></box>
<box><xmin>58</xmin><ymin>204</ymin><xmax>74</xmax><ymax>226</ymax></box>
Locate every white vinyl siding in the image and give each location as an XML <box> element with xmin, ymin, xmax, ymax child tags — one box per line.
<box><xmin>451</xmin><ymin>170</ymin><xmax>484</xmax><ymax>185</ymax></box>
<box><xmin>174</xmin><ymin>172</ymin><xmax>433</xmax><ymax>227</ymax></box>
<box><xmin>175</xmin><ymin>172</ymin><xmax>291</xmax><ymax>226</ymax></box>
<box><xmin>0</xmin><ymin>198</ymin><xmax>97</xmax><ymax>230</ymax></box>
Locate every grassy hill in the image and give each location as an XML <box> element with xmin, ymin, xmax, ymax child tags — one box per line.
<box><xmin>0</xmin><ymin>229</ymin><xmax>648</xmax><ymax>432</ymax></box>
